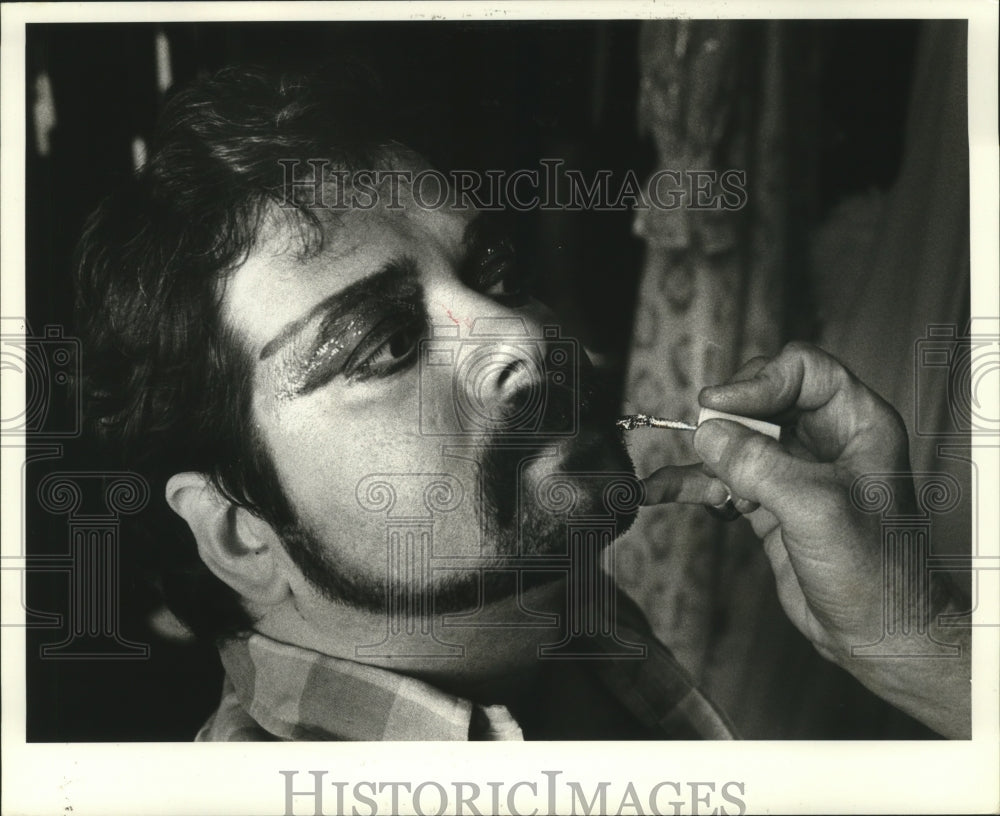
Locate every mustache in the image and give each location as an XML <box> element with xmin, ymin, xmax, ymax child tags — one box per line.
<box><xmin>488</xmin><ymin>362</ymin><xmax>620</xmax><ymax>437</ymax></box>
<box><xmin>477</xmin><ymin>365</ymin><xmax>621</xmax><ymax>530</ymax></box>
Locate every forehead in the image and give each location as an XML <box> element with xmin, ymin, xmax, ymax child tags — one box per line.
<box><xmin>221</xmin><ymin>183</ymin><xmax>474</xmax><ymax>353</ymax></box>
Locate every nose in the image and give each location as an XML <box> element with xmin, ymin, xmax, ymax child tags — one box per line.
<box><xmin>454</xmin><ymin>316</ymin><xmax>547</xmax><ymax>432</ymax></box>
<box><xmin>424</xmin><ymin>289</ymin><xmax>568</xmax><ymax>437</ymax></box>
<box><xmin>494</xmin><ymin>355</ymin><xmax>529</xmax><ymax>393</ymax></box>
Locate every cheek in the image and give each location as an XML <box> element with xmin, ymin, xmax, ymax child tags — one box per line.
<box><xmin>262</xmin><ymin>408</ymin><xmax>407</xmax><ymax>519</ymax></box>
<box><xmin>256</xmin><ymin>377</ymin><xmax>419</xmax><ymax>506</ymax></box>
<box><xmin>256</xmin><ymin>392</ymin><xmax>485</xmax><ymax>563</ymax></box>
<box><xmin>259</xmin><ymin>396</ymin><xmax>494</xmax><ymax>570</ymax></box>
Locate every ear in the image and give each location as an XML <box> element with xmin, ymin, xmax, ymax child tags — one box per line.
<box><xmin>165</xmin><ymin>472</ymin><xmax>291</xmax><ymax>608</ymax></box>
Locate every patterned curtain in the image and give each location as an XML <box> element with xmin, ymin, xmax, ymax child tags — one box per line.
<box><xmin>614</xmin><ymin>20</ymin><xmax>789</xmax><ymax>677</ymax></box>
<box><xmin>614</xmin><ymin>20</ymin><xmax>969</xmax><ymax>738</ymax></box>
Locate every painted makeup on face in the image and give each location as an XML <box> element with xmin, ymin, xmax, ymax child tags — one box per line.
<box><xmin>263</xmin><ymin>261</ymin><xmax>426</xmax><ymax>402</ymax></box>
<box><xmin>258</xmin><ymin>210</ymin><xmax>530</xmax><ymax>406</ymax></box>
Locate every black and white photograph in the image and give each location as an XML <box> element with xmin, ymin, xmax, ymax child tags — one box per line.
<box><xmin>2</xmin><ymin>2</ymin><xmax>998</xmax><ymax>814</ymax></box>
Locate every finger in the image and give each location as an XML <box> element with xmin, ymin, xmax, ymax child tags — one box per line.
<box><xmin>730</xmin><ymin>494</ymin><xmax>760</xmax><ymax>515</ymax></box>
<box><xmin>783</xmin><ymin>432</ymin><xmax>819</xmax><ymax>463</ymax></box>
<box><xmin>744</xmin><ymin>505</ymin><xmax>779</xmax><ymax>540</ymax></box>
<box><xmin>704</xmin><ymin>488</ymin><xmax>759</xmax><ymax>519</ymax></box>
<box><xmin>705</xmin><ymin>498</ymin><xmax>742</xmax><ymax>521</ymax></box>
<box><xmin>729</xmin><ymin>355</ymin><xmax>770</xmax><ymax>384</ymax></box>
<box><xmin>693</xmin><ymin>418</ymin><xmax>830</xmax><ymax>522</ymax></box>
<box><xmin>698</xmin><ymin>341</ymin><xmax>907</xmax><ymax>464</ymax></box>
<box><xmin>698</xmin><ymin>341</ymin><xmax>853</xmax><ymax>418</ymax></box>
<box><xmin>641</xmin><ymin>463</ymin><xmax>731</xmax><ymax>506</ymax></box>
<box><xmin>700</xmin><ymin>466</ymin><xmax>763</xmax><ymax>515</ymax></box>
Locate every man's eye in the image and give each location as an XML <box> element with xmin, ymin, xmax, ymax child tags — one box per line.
<box><xmin>475</xmin><ymin>242</ymin><xmax>529</xmax><ymax>304</ymax></box>
<box><xmin>345</xmin><ymin>316</ymin><xmax>426</xmax><ymax>383</ymax></box>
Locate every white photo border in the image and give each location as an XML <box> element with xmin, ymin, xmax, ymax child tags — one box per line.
<box><xmin>2</xmin><ymin>2</ymin><xmax>997</xmax><ymax>814</ymax></box>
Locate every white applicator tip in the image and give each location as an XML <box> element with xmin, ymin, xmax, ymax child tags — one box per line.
<box><xmin>697</xmin><ymin>407</ymin><xmax>781</xmax><ymax>440</ymax></box>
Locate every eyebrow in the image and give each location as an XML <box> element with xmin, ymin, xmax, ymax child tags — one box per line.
<box><xmin>258</xmin><ymin>258</ymin><xmax>420</xmax><ymax>361</ymax></box>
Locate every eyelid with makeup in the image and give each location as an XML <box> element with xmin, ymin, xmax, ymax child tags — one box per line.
<box><xmin>460</xmin><ymin>223</ymin><xmax>530</xmax><ymax>305</ymax></box>
<box><xmin>273</xmin><ymin>270</ymin><xmax>426</xmax><ymax>399</ymax></box>
<box><xmin>267</xmin><ymin>218</ymin><xmax>528</xmax><ymax>401</ymax></box>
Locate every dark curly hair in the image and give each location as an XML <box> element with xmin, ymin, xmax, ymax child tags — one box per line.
<box><xmin>74</xmin><ymin>65</ymin><xmax>399</xmax><ymax>642</ymax></box>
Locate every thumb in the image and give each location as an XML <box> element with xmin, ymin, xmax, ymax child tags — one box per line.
<box><xmin>641</xmin><ymin>462</ymin><xmax>732</xmax><ymax>507</ymax></box>
<box><xmin>693</xmin><ymin>419</ymin><xmax>828</xmax><ymax>520</ymax></box>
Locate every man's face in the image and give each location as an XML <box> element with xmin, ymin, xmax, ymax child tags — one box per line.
<box><xmin>221</xmin><ymin>169</ymin><xmax>636</xmax><ymax>617</ymax></box>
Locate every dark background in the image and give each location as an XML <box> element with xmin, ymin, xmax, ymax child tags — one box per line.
<box><xmin>24</xmin><ymin>20</ymin><xmax>921</xmax><ymax>740</ymax></box>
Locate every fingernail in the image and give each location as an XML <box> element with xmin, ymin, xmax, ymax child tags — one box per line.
<box><xmin>705</xmin><ymin>479</ymin><xmax>730</xmax><ymax>506</ymax></box>
<box><xmin>698</xmin><ymin>384</ymin><xmax>722</xmax><ymax>403</ymax></box>
<box><xmin>694</xmin><ymin>420</ymin><xmax>730</xmax><ymax>465</ymax></box>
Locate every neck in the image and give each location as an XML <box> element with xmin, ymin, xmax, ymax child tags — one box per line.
<box><xmin>253</xmin><ymin>578</ymin><xmax>568</xmax><ymax>705</ymax></box>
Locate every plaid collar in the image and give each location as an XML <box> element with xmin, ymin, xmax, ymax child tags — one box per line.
<box><xmin>198</xmin><ymin>633</ymin><xmax>519</xmax><ymax>741</ymax></box>
<box><xmin>197</xmin><ymin>592</ymin><xmax>735</xmax><ymax>741</ymax></box>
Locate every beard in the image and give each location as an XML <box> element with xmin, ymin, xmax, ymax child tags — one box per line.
<box><xmin>477</xmin><ymin>373</ymin><xmax>640</xmax><ymax>557</ymax></box>
<box><xmin>274</xmin><ymin>365</ymin><xmax>640</xmax><ymax>617</ymax></box>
